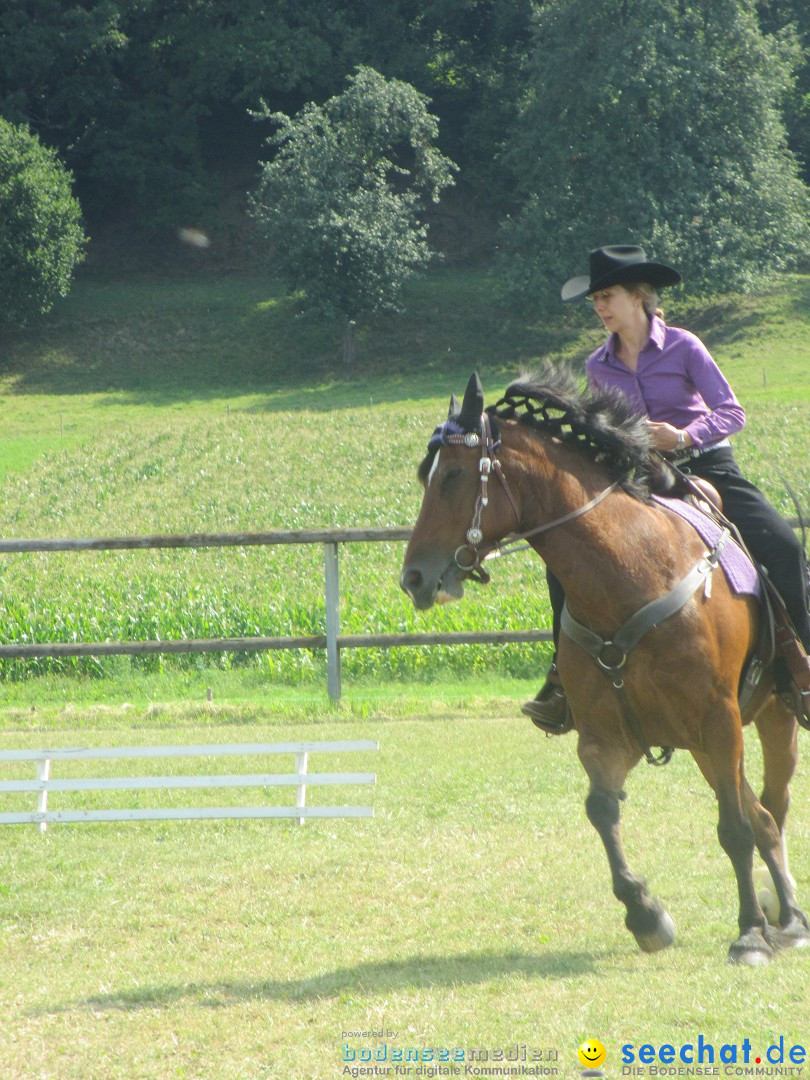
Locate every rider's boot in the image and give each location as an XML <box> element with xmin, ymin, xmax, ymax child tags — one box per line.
<box><xmin>520</xmin><ymin>663</ymin><xmax>573</xmax><ymax>734</ymax></box>
<box><xmin>776</xmin><ymin>626</ymin><xmax>810</xmax><ymax>730</ymax></box>
<box><xmin>786</xmin><ymin>649</ymin><xmax>810</xmax><ymax>729</ymax></box>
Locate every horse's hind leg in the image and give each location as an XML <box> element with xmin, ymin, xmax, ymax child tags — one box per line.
<box><xmin>739</xmin><ymin>773</ymin><xmax>810</xmax><ymax>947</ymax></box>
<box><xmin>692</xmin><ymin>737</ymin><xmax>773</xmax><ymax>966</ymax></box>
<box><xmin>754</xmin><ymin>700</ymin><xmax>799</xmax><ymax>899</ymax></box>
<box><xmin>740</xmin><ymin>699</ymin><xmax>808</xmax><ymax>946</ymax></box>
<box><xmin>754</xmin><ymin>699</ymin><xmax>798</xmax><ymax>837</ymax></box>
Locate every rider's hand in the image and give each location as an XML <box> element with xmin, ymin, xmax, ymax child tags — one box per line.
<box><xmin>646</xmin><ymin>421</ymin><xmax>692</xmax><ymax>452</ymax></box>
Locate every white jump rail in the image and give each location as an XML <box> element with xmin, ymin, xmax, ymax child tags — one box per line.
<box><xmin>0</xmin><ymin>740</ymin><xmax>378</xmax><ymax>830</ymax></box>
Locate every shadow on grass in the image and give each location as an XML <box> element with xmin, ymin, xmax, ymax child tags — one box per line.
<box><xmin>32</xmin><ymin>949</ymin><xmax>605</xmax><ymax>1015</ymax></box>
<box><xmin>11</xmin><ymin>270</ymin><xmax>807</xmax><ymax>412</ymax></box>
<box><xmin>83</xmin><ymin>365</ymin><xmax>529</xmax><ymax>414</ymax></box>
<box><xmin>0</xmin><ymin>268</ymin><xmax>587</xmax><ymax>408</ymax></box>
<box><xmin>678</xmin><ymin>275</ymin><xmax>810</xmax><ymax>350</ymax></box>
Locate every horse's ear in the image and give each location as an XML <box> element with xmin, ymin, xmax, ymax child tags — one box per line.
<box><xmin>457</xmin><ymin>372</ymin><xmax>484</xmax><ymax>431</ymax></box>
<box><xmin>448</xmin><ymin>394</ymin><xmax>460</xmax><ymax>419</ymax></box>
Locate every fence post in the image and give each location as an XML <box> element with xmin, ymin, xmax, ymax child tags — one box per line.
<box><xmin>295</xmin><ymin>750</ymin><xmax>309</xmax><ymax>826</ymax></box>
<box><xmin>323</xmin><ymin>541</ymin><xmax>341</xmax><ymax>702</ymax></box>
<box><xmin>36</xmin><ymin>758</ymin><xmax>51</xmax><ymax>834</ymax></box>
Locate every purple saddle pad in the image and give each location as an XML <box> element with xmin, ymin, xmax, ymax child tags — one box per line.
<box><xmin>652</xmin><ymin>495</ymin><xmax>761</xmax><ymax>598</ymax></box>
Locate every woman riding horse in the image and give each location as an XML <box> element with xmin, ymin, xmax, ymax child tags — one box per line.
<box><xmin>522</xmin><ymin>245</ymin><xmax>810</xmax><ymax>733</ymax></box>
<box><xmin>400</xmin><ymin>356</ymin><xmax>810</xmax><ymax>963</ymax></box>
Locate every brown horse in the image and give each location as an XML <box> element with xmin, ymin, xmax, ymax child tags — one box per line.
<box><xmin>400</xmin><ymin>367</ymin><xmax>809</xmax><ymax>965</ymax></box>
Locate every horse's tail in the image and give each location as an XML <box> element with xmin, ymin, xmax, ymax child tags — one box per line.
<box><xmin>782</xmin><ymin>476</ymin><xmax>808</xmax><ymax>556</ymax></box>
<box><xmin>781</xmin><ymin>477</ymin><xmax>810</xmax><ymax>610</ymax></box>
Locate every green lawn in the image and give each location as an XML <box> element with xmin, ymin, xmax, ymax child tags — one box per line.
<box><xmin>0</xmin><ymin>710</ymin><xmax>808</xmax><ymax>1078</ymax></box>
<box><xmin>0</xmin><ymin>268</ymin><xmax>809</xmax><ymax>1077</ymax></box>
<box><xmin>0</xmin><ymin>268</ymin><xmax>807</xmax><ymax>694</ymax></box>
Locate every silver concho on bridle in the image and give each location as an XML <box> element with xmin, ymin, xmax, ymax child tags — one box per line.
<box><xmin>454</xmin><ymin>413</ymin><xmax>497</xmax><ymax>575</ymax></box>
<box><xmin>426</xmin><ymin>378</ymin><xmax>519</xmax><ymax>584</ymax></box>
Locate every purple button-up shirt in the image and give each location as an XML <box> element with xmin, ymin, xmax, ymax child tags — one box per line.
<box><xmin>586</xmin><ymin>316</ymin><xmax>745</xmax><ymax>448</ymax></box>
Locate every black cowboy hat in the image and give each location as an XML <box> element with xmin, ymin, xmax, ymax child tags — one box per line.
<box><xmin>561</xmin><ymin>245</ymin><xmax>681</xmax><ymax>302</ymax></box>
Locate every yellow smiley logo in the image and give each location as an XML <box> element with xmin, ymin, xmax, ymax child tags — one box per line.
<box><xmin>578</xmin><ymin>1039</ymin><xmax>607</xmax><ymax>1069</ymax></box>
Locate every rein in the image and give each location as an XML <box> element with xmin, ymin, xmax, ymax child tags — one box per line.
<box><xmin>490</xmin><ymin>478</ymin><xmax>624</xmax><ymax>561</ymax></box>
<box><xmin>432</xmin><ymin>411</ymin><xmax>621</xmax><ymax>583</ymax></box>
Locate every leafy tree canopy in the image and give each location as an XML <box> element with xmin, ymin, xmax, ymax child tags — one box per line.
<box><xmin>249</xmin><ymin>67</ymin><xmax>456</xmax><ymax>330</ymax></box>
<box><xmin>0</xmin><ymin>1</ymin><xmax>529</xmax><ymax>236</ymax></box>
<box><xmin>0</xmin><ymin>117</ymin><xmax>85</xmax><ymax>327</ymax></box>
<box><xmin>757</xmin><ymin>0</ymin><xmax>810</xmax><ymax>178</ymax></box>
<box><xmin>499</xmin><ymin>0</ymin><xmax>810</xmax><ymax>310</ymax></box>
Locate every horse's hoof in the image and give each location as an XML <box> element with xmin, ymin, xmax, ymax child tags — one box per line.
<box><xmin>633</xmin><ymin>910</ymin><xmax>675</xmax><ymax>953</ymax></box>
<box><xmin>767</xmin><ymin>917</ymin><xmax>810</xmax><ymax>951</ymax></box>
<box><xmin>728</xmin><ymin>929</ymin><xmax>774</xmax><ymax>966</ymax></box>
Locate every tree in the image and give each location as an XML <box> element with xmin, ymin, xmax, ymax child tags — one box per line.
<box><xmin>757</xmin><ymin>0</ymin><xmax>810</xmax><ymax>184</ymax></box>
<box><xmin>249</xmin><ymin>67</ymin><xmax>456</xmax><ymax>361</ymax></box>
<box><xmin>498</xmin><ymin>0</ymin><xmax>810</xmax><ymax>310</ymax></box>
<box><xmin>0</xmin><ymin>1</ymin><xmax>357</xmax><ymax>236</ymax></box>
<box><xmin>0</xmin><ymin>117</ymin><xmax>85</xmax><ymax>327</ymax></box>
<box><xmin>0</xmin><ymin>1</ymin><xmax>529</xmax><ymax>242</ymax></box>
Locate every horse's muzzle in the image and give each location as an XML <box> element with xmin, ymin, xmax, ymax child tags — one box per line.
<box><xmin>399</xmin><ymin>560</ymin><xmax>465</xmax><ymax>609</ymax></box>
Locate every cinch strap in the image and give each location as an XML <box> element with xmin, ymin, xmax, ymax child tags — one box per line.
<box><xmin>561</xmin><ymin>529</ymin><xmax>730</xmax><ymax>765</ymax></box>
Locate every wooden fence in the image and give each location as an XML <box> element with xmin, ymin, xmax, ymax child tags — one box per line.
<box><xmin>3</xmin><ymin>518</ymin><xmax>801</xmax><ymax>702</ymax></box>
<box><xmin>0</xmin><ymin>528</ymin><xmax>552</xmax><ymax>702</ymax></box>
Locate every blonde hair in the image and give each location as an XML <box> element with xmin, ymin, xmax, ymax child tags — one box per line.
<box><xmin>624</xmin><ymin>281</ymin><xmax>663</xmax><ymax>319</ymax></box>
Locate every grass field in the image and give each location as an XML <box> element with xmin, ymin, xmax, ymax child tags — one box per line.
<box><xmin>0</xmin><ymin>268</ymin><xmax>808</xmax><ymax>692</ymax></box>
<box><xmin>0</xmin><ymin>267</ymin><xmax>809</xmax><ymax>1078</ymax></box>
<box><xmin>0</xmin><ymin>707</ymin><xmax>808</xmax><ymax>1079</ymax></box>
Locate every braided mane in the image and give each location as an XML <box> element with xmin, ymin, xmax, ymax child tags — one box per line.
<box><xmin>488</xmin><ymin>361</ymin><xmax>657</xmax><ymax>500</ymax></box>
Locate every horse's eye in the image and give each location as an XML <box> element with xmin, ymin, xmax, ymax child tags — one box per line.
<box><xmin>440</xmin><ymin>467</ymin><xmax>464</xmax><ymax>495</ymax></box>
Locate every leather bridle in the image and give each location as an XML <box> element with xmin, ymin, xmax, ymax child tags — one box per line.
<box><xmin>431</xmin><ymin>411</ymin><xmax>623</xmax><ymax>582</ymax></box>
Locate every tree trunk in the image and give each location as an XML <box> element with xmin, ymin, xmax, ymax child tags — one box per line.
<box><xmin>341</xmin><ymin>319</ymin><xmax>357</xmax><ymax>364</ymax></box>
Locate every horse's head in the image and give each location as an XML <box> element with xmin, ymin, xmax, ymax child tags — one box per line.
<box><xmin>400</xmin><ymin>373</ymin><xmax>519</xmax><ymax>610</ymax></box>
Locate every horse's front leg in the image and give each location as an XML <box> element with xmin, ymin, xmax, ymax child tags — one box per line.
<box><xmin>579</xmin><ymin>741</ymin><xmax>675</xmax><ymax>953</ymax></box>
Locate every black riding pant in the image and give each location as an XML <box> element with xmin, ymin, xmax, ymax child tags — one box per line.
<box><xmin>546</xmin><ymin>446</ymin><xmax>810</xmax><ymax>652</ymax></box>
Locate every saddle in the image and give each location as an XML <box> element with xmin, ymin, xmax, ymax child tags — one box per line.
<box><xmin>666</xmin><ymin>464</ymin><xmax>810</xmax><ymax>727</ymax></box>
<box><xmin>558</xmin><ymin>461</ymin><xmax>809</xmax><ymax>767</ymax></box>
